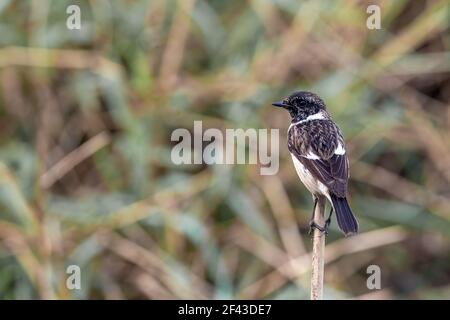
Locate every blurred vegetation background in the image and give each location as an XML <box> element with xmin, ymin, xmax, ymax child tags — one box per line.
<box><xmin>0</xmin><ymin>0</ymin><xmax>449</xmax><ymax>299</ymax></box>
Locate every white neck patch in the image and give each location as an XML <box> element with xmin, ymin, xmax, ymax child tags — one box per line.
<box><xmin>298</xmin><ymin>111</ymin><xmax>326</xmax><ymax>123</ymax></box>
<box><xmin>289</xmin><ymin>112</ymin><xmax>326</xmax><ymax>131</ymax></box>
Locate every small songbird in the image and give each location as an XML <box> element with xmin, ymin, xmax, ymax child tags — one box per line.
<box><xmin>273</xmin><ymin>91</ymin><xmax>358</xmax><ymax>236</ymax></box>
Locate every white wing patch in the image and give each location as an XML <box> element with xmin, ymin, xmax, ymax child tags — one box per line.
<box><xmin>335</xmin><ymin>143</ymin><xmax>346</xmax><ymax>155</ymax></box>
<box><xmin>304</xmin><ymin>151</ymin><xmax>320</xmax><ymax>159</ymax></box>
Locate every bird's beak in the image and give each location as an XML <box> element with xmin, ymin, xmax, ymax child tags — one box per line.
<box><xmin>272</xmin><ymin>101</ymin><xmax>289</xmax><ymax>108</ymax></box>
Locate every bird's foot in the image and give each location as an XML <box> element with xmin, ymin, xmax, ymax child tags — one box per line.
<box><xmin>308</xmin><ymin>219</ymin><xmax>330</xmax><ymax>236</ymax></box>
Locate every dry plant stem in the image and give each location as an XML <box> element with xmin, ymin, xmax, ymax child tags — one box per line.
<box><xmin>39</xmin><ymin>131</ymin><xmax>111</xmax><ymax>189</ymax></box>
<box><xmin>311</xmin><ymin>196</ymin><xmax>326</xmax><ymax>300</ymax></box>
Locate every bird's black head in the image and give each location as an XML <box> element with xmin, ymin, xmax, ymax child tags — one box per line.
<box><xmin>272</xmin><ymin>91</ymin><xmax>327</xmax><ymax>122</ymax></box>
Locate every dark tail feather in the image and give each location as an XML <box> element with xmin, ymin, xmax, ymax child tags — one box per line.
<box><xmin>331</xmin><ymin>195</ymin><xmax>358</xmax><ymax>236</ymax></box>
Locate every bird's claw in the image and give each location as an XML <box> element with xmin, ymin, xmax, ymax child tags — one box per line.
<box><xmin>308</xmin><ymin>219</ymin><xmax>330</xmax><ymax>236</ymax></box>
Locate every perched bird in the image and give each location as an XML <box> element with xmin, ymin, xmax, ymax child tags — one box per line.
<box><xmin>273</xmin><ymin>91</ymin><xmax>358</xmax><ymax>236</ymax></box>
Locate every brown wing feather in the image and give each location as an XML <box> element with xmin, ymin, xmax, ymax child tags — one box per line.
<box><xmin>288</xmin><ymin>120</ymin><xmax>349</xmax><ymax>197</ymax></box>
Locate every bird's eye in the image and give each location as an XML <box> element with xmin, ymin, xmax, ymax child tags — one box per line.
<box><xmin>299</xmin><ymin>100</ymin><xmax>306</xmax><ymax>106</ymax></box>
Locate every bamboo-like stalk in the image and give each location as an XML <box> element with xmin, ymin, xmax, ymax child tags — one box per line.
<box><xmin>310</xmin><ymin>196</ymin><xmax>326</xmax><ymax>300</ymax></box>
